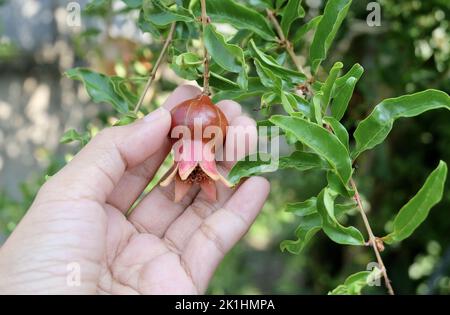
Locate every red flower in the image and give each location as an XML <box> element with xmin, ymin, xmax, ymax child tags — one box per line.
<box><xmin>160</xmin><ymin>95</ymin><xmax>232</xmax><ymax>202</ymax></box>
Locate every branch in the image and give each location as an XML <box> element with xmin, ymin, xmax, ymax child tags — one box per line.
<box><xmin>266</xmin><ymin>9</ymin><xmax>305</xmax><ymax>74</ymax></box>
<box><xmin>325</xmin><ymin>121</ymin><xmax>394</xmax><ymax>295</ymax></box>
<box><xmin>350</xmin><ymin>178</ymin><xmax>395</xmax><ymax>295</ymax></box>
<box><xmin>200</xmin><ymin>0</ymin><xmax>210</xmax><ymax>95</ymax></box>
<box><xmin>134</xmin><ymin>22</ymin><xmax>176</xmax><ymax>114</ymax></box>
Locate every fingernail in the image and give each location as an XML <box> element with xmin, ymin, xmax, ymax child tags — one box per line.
<box><xmin>144</xmin><ymin>107</ymin><xmax>169</xmax><ymax>123</ymax></box>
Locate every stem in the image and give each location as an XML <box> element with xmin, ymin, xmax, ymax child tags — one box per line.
<box><xmin>134</xmin><ymin>22</ymin><xmax>176</xmax><ymax>115</ymax></box>
<box><xmin>200</xmin><ymin>0</ymin><xmax>210</xmax><ymax>95</ymax></box>
<box><xmin>350</xmin><ymin>178</ymin><xmax>395</xmax><ymax>295</ymax></box>
<box><xmin>266</xmin><ymin>9</ymin><xmax>304</xmax><ymax>73</ymax></box>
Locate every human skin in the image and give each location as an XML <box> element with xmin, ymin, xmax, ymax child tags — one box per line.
<box><xmin>0</xmin><ymin>85</ymin><xmax>270</xmax><ymax>294</ymax></box>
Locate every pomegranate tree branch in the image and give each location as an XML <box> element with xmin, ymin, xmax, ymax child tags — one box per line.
<box><xmin>266</xmin><ymin>9</ymin><xmax>304</xmax><ymax>74</ymax></box>
<box><xmin>200</xmin><ymin>0</ymin><xmax>210</xmax><ymax>95</ymax></box>
<box><xmin>134</xmin><ymin>22</ymin><xmax>176</xmax><ymax>114</ymax></box>
<box><xmin>350</xmin><ymin>178</ymin><xmax>395</xmax><ymax>295</ymax></box>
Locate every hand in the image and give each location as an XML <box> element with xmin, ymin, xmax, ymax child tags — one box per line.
<box><xmin>0</xmin><ymin>85</ymin><xmax>270</xmax><ymax>294</ymax></box>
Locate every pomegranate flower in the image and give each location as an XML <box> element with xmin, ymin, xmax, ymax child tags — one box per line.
<box><xmin>160</xmin><ymin>95</ymin><xmax>233</xmax><ymax>203</ymax></box>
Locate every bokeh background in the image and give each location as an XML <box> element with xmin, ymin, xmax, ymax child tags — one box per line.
<box><xmin>0</xmin><ymin>0</ymin><xmax>449</xmax><ymax>294</ymax></box>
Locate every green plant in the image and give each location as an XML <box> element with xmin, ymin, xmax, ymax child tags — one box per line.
<box><xmin>60</xmin><ymin>0</ymin><xmax>450</xmax><ymax>294</ymax></box>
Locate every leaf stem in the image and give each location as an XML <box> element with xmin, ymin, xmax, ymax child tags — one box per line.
<box><xmin>200</xmin><ymin>0</ymin><xmax>210</xmax><ymax>95</ymax></box>
<box><xmin>134</xmin><ymin>22</ymin><xmax>176</xmax><ymax>115</ymax></box>
<box><xmin>266</xmin><ymin>9</ymin><xmax>304</xmax><ymax>74</ymax></box>
<box><xmin>350</xmin><ymin>178</ymin><xmax>395</xmax><ymax>295</ymax></box>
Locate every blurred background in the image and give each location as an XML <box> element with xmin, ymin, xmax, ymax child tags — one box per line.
<box><xmin>0</xmin><ymin>0</ymin><xmax>449</xmax><ymax>294</ymax></box>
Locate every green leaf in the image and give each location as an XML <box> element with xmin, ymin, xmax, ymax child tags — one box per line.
<box><xmin>331</xmin><ymin>76</ymin><xmax>356</xmax><ymax>121</ymax></box>
<box><xmin>280</xmin><ymin>0</ymin><xmax>305</xmax><ymax>37</ymax></box>
<box><xmin>352</xmin><ymin>90</ymin><xmax>450</xmax><ymax>159</ymax></box>
<box><xmin>145</xmin><ymin>0</ymin><xmax>194</xmax><ymax>26</ymax></box>
<box><xmin>237</xmin><ymin>66</ymin><xmax>249</xmax><ymax>90</ymax></box>
<box><xmin>286</xmin><ymin>197</ymin><xmax>357</xmax><ymax>217</ymax></box>
<box><xmin>138</xmin><ymin>9</ymin><xmax>161</xmax><ymax>37</ymax></box>
<box><xmin>328</xmin><ymin>268</ymin><xmax>381</xmax><ymax>295</ymax></box>
<box><xmin>113</xmin><ymin>113</ymin><xmax>138</xmax><ymax>126</ymax></box>
<box><xmin>175</xmin><ymin>52</ymin><xmax>203</xmax><ymax>66</ymax></box>
<box><xmin>260</xmin><ymin>92</ymin><xmax>277</xmax><ymax>115</ymax></box>
<box><xmin>208</xmin><ymin>71</ymin><xmax>240</xmax><ymax>90</ymax></box>
<box><xmin>66</xmin><ymin>68</ymin><xmax>129</xmax><ymax>113</ymax></box>
<box><xmin>317</xmin><ymin>188</ymin><xmax>365</xmax><ymax>246</ymax></box>
<box><xmin>254</xmin><ymin>59</ymin><xmax>282</xmax><ymax>89</ymax></box>
<box><xmin>292</xmin><ymin>15</ymin><xmax>322</xmax><ymax>44</ymax></box>
<box><xmin>280</xmin><ymin>214</ymin><xmax>321</xmax><ymax>254</ymax></box>
<box><xmin>323</xmin><ymin>116</ymin><xmax>349</xmax><ymax>152</ymax></box>
<box><xmin>110</xmin><ymin>77</ymin><xmax>139</xmax><ymax>106</ymax></box>
<box><xmin>310</xmin><ymin>0</ymin><xmax>352</xmax><ymax>73</ymax></box>
<box><xmin>212</xmin><ymin>77</ymin><xmax>265</xmax><ymax>102</ymax></box>
<box><xmin>229</xmin><ymin>29</ymin><xmax>253</xmax><ymax>45</ymax></box>
<box><xmin>84</xmin><ymin>0</ymin><xmax>109</xmax><ymax>14</ymax></box>
<box><xmin>171</xmin><ymin>50</ymin><xmax>202</xmax><ymax>80</ymax></box>
<box><xmin>285</xmin><ymin>197</ymin><xmax>317</xmax><ymax>216</ymax></box>
<box><xmin>228</xmin><ymin>151</ymin><xmax>328</xmax><ymax>185</ymax></box>
<box><xmin>335</xmin><ymin>63</ymin><xmax>364</xmax><ymax>89</ymax></box>
<box><xmin>227</xmin><ymin>153</ymin><xmax>277</xmax><ymax>185</ymax></box>
<box><xmin>171</xmin><ymin>61</ymin><xmax>200</xmax><ymax>80</ymax></box>
<box><xmin>292</xmin><ymin>93</ymin><xmax>311</xmax><ymax>116</ymax></box>
<box><xmin>280</xmin><ymin>90</ymin><xmax>296</xmax><ymax>114</ymax></box>
<box><xmin>270</xmin><ymin>115</ymin><xmax>352</xmax><ymax>184</ymax></box>
<box><xmin>309</xmin><ymin>93</ymin><xmax>322</xmax><ymax>125</ymax></box>
<box><xmin>383</xmin><ymin>161</ymin><xmax>448</xmax><ymax>244</ymax></box>
<box><xmin>280</xmin><ymin>151</ymin><xmax>330</xmax><ymax>171</ymax></box>
<box><xmin>204</xmin><ymin>24</ymin><xmax>245</xmax><ymax>74</ymax></box>
<box><xmin>196</xmin><ymin>0</ymin><xmax>276</xmax><ymax>40</ymax></box>
<box><xmin>249</xmin><ymin>39</ymin><xmax>306</xmax><ymax>84</ymax></box>
<box><xmin>330</xmin><ymin>63</ymin><xmax>364</xmax><ymax>120</ymax></box>
<box><xmin>321</xmin><ymin>61</ymin><xmax>343</xmax><ymax>110</ymax></box>
<box><xmin>327</xmin><ymin>171</ymin><xmax>354</xmax><ymax>197</ymax></box>
<box><xmin>60</xmin><ymin>129</ymin><xmax>82</xmax><ymax>144</ymax></box>
<box><xmin>60</xmin><ymin>129</ymin><xmax>90</xmax><ymax>146</ymax></box>
<box><xmin>122</xmin><ymin>0</ymin><xmax>143</xmax><ymax>9</ymax></box>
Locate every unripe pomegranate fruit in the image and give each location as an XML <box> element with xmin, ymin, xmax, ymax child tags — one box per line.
<box><xmin>160</xmin><ymin>94</ymin><xmax>232</xmax><ymax>202</ymax></box>
<box><xmin>170</xmin><ymin>94</ymin><xmax>228</xmax><ymax>142</ymax></box>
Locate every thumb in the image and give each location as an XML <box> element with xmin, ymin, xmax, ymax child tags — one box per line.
<box><xmin>39</xmin><ymin>107</ymin><xmax>171</xmax><ymax>204</ymax></box>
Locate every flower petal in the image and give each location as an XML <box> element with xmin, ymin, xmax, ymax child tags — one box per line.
<box><xmin>175</xmin><ymin>139</ymin><xmax>203</xmax><ymax>180</ymax></box>
<box><xmin>199</xmin><ymin>159</ymin><xmax>220</xmax><ymax>180</ymax></box>
<box><xmin>199</xmin><ymin>159</ymin><xmax>233</xmax><ymax>187</ymax></box>
<box><xmin>178</xmin><ymin>160</ymin><xmax>198</xmax><ymax>180</ymax></box>
<box><xmin>217</xmin><ymin>171</ymin><xmax>234</xmax><ymax>188</ymax></box>
<box><xmin>160</xmin><ymin>164</ymin><xmax>179</xmax><ymax>187</ymax></box>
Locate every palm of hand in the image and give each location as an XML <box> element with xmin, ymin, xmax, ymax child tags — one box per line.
<box><xmin>0</xmin><ymin>86</ymin><xmax>269</xmax><ymax>295</ymax></box>
<box><xmin>98</xmin><ymin>179</ymin><xmax>261</xmax><ymax>295</ymax></box>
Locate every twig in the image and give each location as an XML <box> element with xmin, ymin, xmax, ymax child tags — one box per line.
<box><xmin>200</xmin><ymin>0</ymin><xmax>210</xmax><ymax>95</ymax></box>
<box><xmin>134</xmin><ymin>22</ymin><xmax>176</xmax><ymax>114</ymax></box>
<box><xmin>350</xmin><ymin>178</ymin><xmax>395</xmax><ymax>295</ymax></box>
<box><xmin>266</xmin><ymin>9</ymin><xmax>305</xmax><ymax>74</ymax></box>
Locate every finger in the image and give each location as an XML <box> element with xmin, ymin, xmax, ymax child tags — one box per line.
<box><xmin>36</xmin><ymin>107</ymin><xmax>171</xmax><ymax>205</ymax></box>
<box><xmin>215</xmin><ymin>99</ymin><xmax>242</xmax><ymax>123</ymax></box>
<box><xmin>127</xmin><ymin>99</ymin><xmax>242</xmax><ymax>235</ymax></box>
<box><xmin>182</xmin><ymin>176</ymin><xmax>270</xmax><ymax>293</ymax></box>
<box><xmin>163</xmin><ymin>84</ymin><xmax>202</xmax><ymax>110</ymax></box>
<box><xmin>106</xmin><ymin>139</ymin><xmax>171</xmax><ymax>213</ymax></box>
<box><xmin>161</xmin><ymin>170</ymin><xmax>235</xmax><ymax>254</ymax></box>
<box><xmin>107</xmin><ymin>85</ymin><xmax>202</xmax><ymax>213</ymax></box>
<box><xmin>162</xmin><ymin>114</ymin><xmax>257</xmax><ymax>254</ymax></box>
